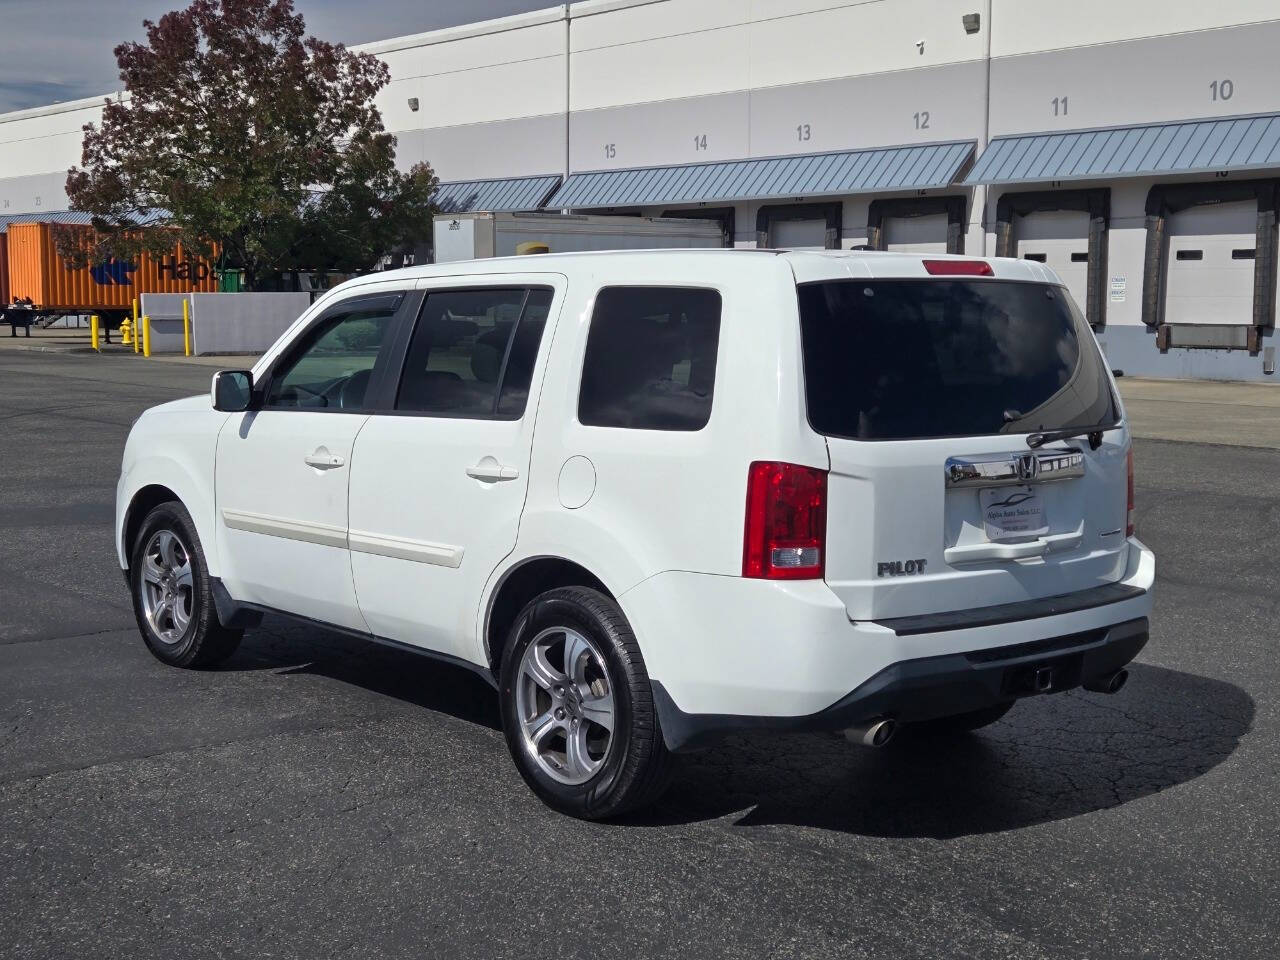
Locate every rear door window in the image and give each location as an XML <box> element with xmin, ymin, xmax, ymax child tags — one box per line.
<box><xmin>396</xmin><ymin>287</ymin><xmax>553</xmax><ymax>418</ymax></box>
<box><xmin>578</xmin><ymin>286</ymin><xmax>721</xmax><ymax>431</ymax></box>
<box><xmin>797</xmin><ymin>279</ymin><xmax>1118</xmax><ymax>440</ymax></box>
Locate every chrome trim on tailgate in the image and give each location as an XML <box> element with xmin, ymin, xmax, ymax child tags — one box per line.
<box><xmin>945</xmin><ymin>448</ymin><xmax>1084</xmax><ymax>488</ymax></box>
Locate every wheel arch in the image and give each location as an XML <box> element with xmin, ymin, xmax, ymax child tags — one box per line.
<box><xmin>119</xmin><ymin>456</ymin><xmax>219</xmax><ymax>577</ymax></box>
<box><xmin>481</xmin><ymin>555</ymin><xmax>615</xmax><ymax>678</ymax></box>
<box><xmin>122</xmin><ymin>483</ymin><xmax>182</xmax><ymax>571</ymax></box>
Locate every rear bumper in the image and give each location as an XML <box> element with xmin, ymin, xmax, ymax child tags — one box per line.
<box><xmin>619</xmin><ymin>537</ymin><xmax>1155</xmax><ymax>752</ymax></box>
<box><xmin>653</xmin><ymin>616</ymin><xmax>1148</xmax><ymax>751</ymax></box>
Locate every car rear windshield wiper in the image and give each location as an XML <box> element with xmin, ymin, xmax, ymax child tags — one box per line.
<box><xmin>1027</xmin><ymin>425</ymin><xmax>1108</xmax><ymax>449</ymax></box>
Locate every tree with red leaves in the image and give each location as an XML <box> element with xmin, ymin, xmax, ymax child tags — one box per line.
<box><xmin>63</xmin><ymin>0</ymin><xmax>437</xmax><ymax>289</ymax></box>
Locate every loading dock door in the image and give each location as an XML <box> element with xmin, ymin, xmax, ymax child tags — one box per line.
<box><xmin>772</xmin><ymin>218</ymin><xmax>829</xmax><ymax>250</ymax></box>
<box><xmin>1014</xmin><ymin>210</ymin><xmax>1090</xmax><ymax>310</ymax></box>
<box><xmin>1164</xmin><ymin>200</ymin><xmax>1257</xmax><ymax>325</ymax></box>
<box><xmin>883</xmin><ymin>213</ymin><xmax>949</xmax><ymax>253</ymax></box>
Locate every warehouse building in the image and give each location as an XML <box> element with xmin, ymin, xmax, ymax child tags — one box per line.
<box><xmin>3</xmin><ymin>0</ymin><xmax>1280</xmax><ymax>379</ymax></box>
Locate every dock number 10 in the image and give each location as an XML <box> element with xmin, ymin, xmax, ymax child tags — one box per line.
<box><xmin>1210</xmin><ymin>79</ymin><xmax>1234</xmax><ymax>101</ymax></box>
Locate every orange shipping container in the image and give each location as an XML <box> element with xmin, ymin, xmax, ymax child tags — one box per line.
<box><xmin>6</xmin><ymin>222</ymin><xmax>218</xmax><ymax>312</ymax></box>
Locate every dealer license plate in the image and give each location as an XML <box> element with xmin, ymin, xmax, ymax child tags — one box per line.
<box><xmin>979</xmin><ymin>486</ymin><xmax>1048</xmax><ymax>541</ymax></box>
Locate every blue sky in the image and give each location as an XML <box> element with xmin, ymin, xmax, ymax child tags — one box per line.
<box><xmin>0</xmin><ymin>0</ymin><xmax>554</xmax><ymax>112</ymax></box>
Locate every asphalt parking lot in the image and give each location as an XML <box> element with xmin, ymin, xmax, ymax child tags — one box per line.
<box><xmin>1</xmin><ymin>350</ymin><xmax>1276</xmax><ymax>959</ymax></box>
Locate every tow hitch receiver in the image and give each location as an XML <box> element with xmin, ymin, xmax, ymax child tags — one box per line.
<box><xmin>1003</xmin><ymin>654</ymin><xmax>1083</xmax><ymax>696</ymax></box>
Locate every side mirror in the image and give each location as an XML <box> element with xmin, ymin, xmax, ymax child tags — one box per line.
<box><xmin>212</xmin><ymin>370</ymin><xmax>254</xmax><ymax>412</ymax></box>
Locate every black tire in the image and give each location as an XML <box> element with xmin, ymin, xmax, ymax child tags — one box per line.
<box><xmin>499</xmin><ymin>586</ymin><xmax>672</xmax><ymax>820</ymax></box>
<box><xmin>907</xmin><ymin>700</ymin><xmax>1016</xmax><ymax>736</ymax></box>
<box><xmin>128</xmin><ymin>501</ymin><xmax>242</xmax><ymax>668</ymax></box>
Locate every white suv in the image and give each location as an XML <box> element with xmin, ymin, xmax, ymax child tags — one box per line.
<box><xmin>116</xmin><ymin>249</ymin><xmax>1154</xmax><ymax>819</ymax></box>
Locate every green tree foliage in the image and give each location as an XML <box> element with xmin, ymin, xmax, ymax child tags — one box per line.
<box><xmin>62</xmin><ymin>0</ymin><xmax>437</xmax><ymax>288</ymax></box>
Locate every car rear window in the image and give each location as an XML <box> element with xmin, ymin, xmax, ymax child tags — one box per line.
<box><xmin>578</xmin><ymin>286</ymin><xmax>721</xmax><ymax>431</ymax></box>
<box><xmin>797</xmin><ymin>279</ymin><xmax>1118</xmax><ymax>441</ymax></box>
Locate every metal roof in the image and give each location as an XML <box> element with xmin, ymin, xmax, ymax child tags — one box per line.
<box><xmin>546</xmin><ymin>141</ymin><xmax>977</xmax><ymax>209</ymax></box>
<box><xmin>966</xmin><ymin>113</ymin><xmax>1280</xmax><ymax>185</ymax></box>
<box><xmin>433</xmin><ymin>175</ymin><xmax>562</xmax><ymax>213</ymax></box>
<box><xmin>0</xmin><ymin>209</ymin><xmax>169</xmax><ymax>233</ymax></box>
<box><xmin>0</xmin><ymin>210</ymin><xmax>97</xmax><ymax>233</ymax></box>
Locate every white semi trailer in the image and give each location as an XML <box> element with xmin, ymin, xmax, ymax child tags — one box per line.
<box><xmin>432</xmin><ymin>212</ymin><xmax>725</xmax><ymax>263</ymax></box>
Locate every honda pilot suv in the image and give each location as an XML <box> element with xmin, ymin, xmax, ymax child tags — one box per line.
<box><xmin>116</xmin><ymin>249</ymin><xmax>1153</xmax><ymax>819</ymax></box>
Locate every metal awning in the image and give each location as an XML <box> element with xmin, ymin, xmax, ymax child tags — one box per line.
<box><xmin>433</xmin><ymin>175</ymin><xmax>562</xmax><ymax>213</ymax></box>
<box><xmin>0</xmin><ymin>209</ymin><xmax>168</xmax><ymax>233</ymax></box>
<box><xmin>966</xmin><ymin>113</ymin><xmax>1280</xmax><ymax>185</ymax></box>
<box><xmin>0</xmin><ymin>211</ymin><xmax>96</xmax><ymax>233</ymax></box>
<box><xmin>546</xmin><ymin>141</ymin><xmax>976</xmax><ymax>209</ymax></box>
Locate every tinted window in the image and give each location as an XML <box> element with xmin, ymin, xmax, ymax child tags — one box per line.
<box><xmin>798</xmin><ymin>280</ymin><xmax>1118</xmax><ymax>440</ymax></box>
<box><xmin>578</xmin><ymin>286</ymin><xmax>721</xmax><ymax>431</ymax></box>
<box><xmin>266</xmin><ymin>304</ymin><xmax>398</xmax><ymax>410</ymax></box>
<box><xmin>396</xmin><ymin>287</ymin><xmax>552</xmax><ymax>417</ymax></box>
<box><xmin>498</xmin><ymin>289</ymin><xmax>554</xmax><ymax>417</ymax></box>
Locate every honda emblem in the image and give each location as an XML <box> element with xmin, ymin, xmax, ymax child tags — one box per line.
<box><xmin>1016</xmin><ymin>453</ymin><xmax>1039</xmax><ymax>482</ymax></box>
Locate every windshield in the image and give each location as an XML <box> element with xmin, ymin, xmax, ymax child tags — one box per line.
<box><xmin>797</xmin><ymin>279</ymin><xmax>1119</xmax><ymax>441</ymax></box>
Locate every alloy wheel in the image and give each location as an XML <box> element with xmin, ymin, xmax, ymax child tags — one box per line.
<box><xmin>139</xmin><ymin>529</ymin><xmax>194</xmax><ymax>645</ymax></box>
<box><xmin>515</xmin><ymin>627</ymin><xmax>616</xmax><ymax>785</ymax></box>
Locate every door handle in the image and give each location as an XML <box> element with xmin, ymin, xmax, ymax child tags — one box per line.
<box><xmin>466</xmin><ymin>459</ymin><xmax>520</xmax><ymax>482</ymax></box>
<box><xmin>304</xmin><ymin>449</ymin><xmax>345</xmax><ymax>470</ymax></box>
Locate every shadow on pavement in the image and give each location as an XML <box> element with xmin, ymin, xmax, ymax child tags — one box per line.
<box><xmin>225</xmin><ymin>616</ymin><xmax>502</xmax><ymax>732</ymax></box>
<box><xmin>224</xmin><ymin>624</ymin><xmax>1252</xmax><ymax>839</ymax></box>
<box><xmin>639</xmin><ymin>663</ymin><xmax>1252</xmax><ymax>838</ymax></box>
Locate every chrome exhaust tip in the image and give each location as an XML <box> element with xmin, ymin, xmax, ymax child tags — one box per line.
<box><xmin>844</xmin><ymin>718</ymin><xmax>897</xmax><ymax>748</ymax></box>
<box><xmin>1083</xmin><ymin>668</ymin><xmax>1129</xmax><ymax>695</ymax></box>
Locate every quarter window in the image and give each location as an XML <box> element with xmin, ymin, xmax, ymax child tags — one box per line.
<box><xmin>266</xmin><ymin>302</ymin><xmax>399</xmax><ymax>410</ymax></box>
<box><xmin>396</xmin><ymin>287</ymin><xmax>553</xmax><ymax>417</ymax></box>
<box><xmin>577</xmin><ymin>286</ymin><xmax>721</xmax><ymax>431</ymax></box>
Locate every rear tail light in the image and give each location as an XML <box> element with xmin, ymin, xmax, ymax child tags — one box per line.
<box><xmin>1126</xmin><ymin>448</ymin><xmax>1136</xmax><ymax>537</ymax></box>
<box><xmin>743</xmin><ymin>461</ymin><xmax>827</xmax><ymax>580</ymax></box>
<box><xmin>922</xmin><ymin>259</ymin><xmax>994</xmax><ymax>276</ymax></box>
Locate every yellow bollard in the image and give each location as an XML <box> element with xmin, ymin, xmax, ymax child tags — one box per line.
<box><xmin>142</xmin><ymin>315</ymin><xmax>152</xmax><ymax>358</ymax></box>
<box><xmin>182</xmin><ymin>298</ymin><xmax>192</xmax><ymax>356</ymax></box>
<box><xmin>90</xmin><ymin>315</ymin><xmax>100</xmax><ymax>352</ymax></box>
<box><xmin>133</xmin><ymin>317</ymin><xmax>140</xmax><ymax>353</ymax></box>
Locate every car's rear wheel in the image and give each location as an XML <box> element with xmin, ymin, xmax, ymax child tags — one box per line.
<box><xmin>499</xmin><ymin>586</ymin><xmax>672</xmax><ymax>819</ymax></box>
<box><xmin>129</xmin><ymin>501</ymin><xmax>242</xmax><ymax>668</ymax></box>
<box><xmin>907</xmin><ymin>700</ymin><xmax>1016</xmax><ymax>736</ymax></box>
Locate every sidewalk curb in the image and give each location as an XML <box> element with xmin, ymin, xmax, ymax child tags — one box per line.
<box><xmin>1</xmin><ymin>340</ymin><xmax>257</xmax><ymax>367</ymax></box>
<box><xmin>0</xmin><ymin>341</ymin><xmax>134</xmax><ymax>356</ymax></box>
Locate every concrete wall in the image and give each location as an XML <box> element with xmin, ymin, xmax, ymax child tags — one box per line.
<box><xmin>189</xmin><ymin>293</ymin><xmax>310</xmax><ymax>356</ymax></box>
<box><xmin>360</xmin><ymin>8</ymin><xmax>568</xmax><ymax>182</ymax></box>
<box><xmin>0</xmin><ymin>96</ymin><xmax>110</xmax><ymax>212</ymax></box>
<box><xmin>136</xmin><ymin>292</ymin><xmax>311</xmax><ymax>356</ymax></box>
<box><xmin>138</xmin><ymin>293</ymin><xmax>193</xmax><ymax>355</ymax></box>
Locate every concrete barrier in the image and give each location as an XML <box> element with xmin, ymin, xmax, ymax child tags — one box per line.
<box><xmin>139</xmin><ymin>292</ymin><xmax>311</xmax><ymax>355</ymax></box>
<box><xmin>137</xmin><ymin>293</ymin><xmax>192</xmax><ymax>354</ymax></box>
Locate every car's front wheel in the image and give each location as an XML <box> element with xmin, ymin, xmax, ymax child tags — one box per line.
<box><xmin>499</xmin><ymin>586</ymin><xmax>672</xmax><ymax>819</ymax></box>
<box><xmin>129</xmin><ymin>501</ymin><xmax>242</xmax><ymax>668</ymax></box>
